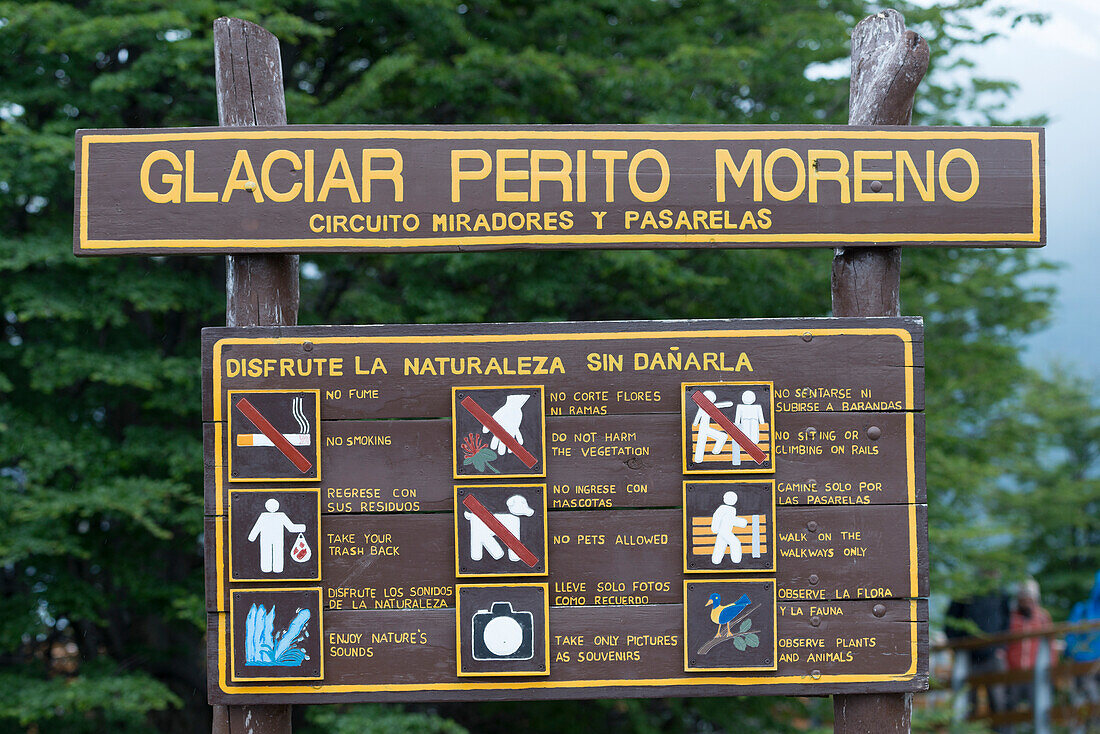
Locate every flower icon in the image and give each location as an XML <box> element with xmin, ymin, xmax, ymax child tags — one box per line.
<box><xmin>462</xmin><ymin>432</ymin><xmax>500</xmax><ymax>473</ymax></box>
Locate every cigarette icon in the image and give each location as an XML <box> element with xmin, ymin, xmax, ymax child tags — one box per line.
<box><xmin>237</xmin><ymin>433</ymin><xmax>311</xmax><ymax>447</ymax></box>
<box><xmin>237</xmin><ymin>396</ymin><xmax>312</xmax><ymax>447</ymax></box>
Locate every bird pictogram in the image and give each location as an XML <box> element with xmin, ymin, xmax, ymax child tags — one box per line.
<box><xmin>697</xmin><ymin>591</ymin><xmax>761</xmax><ymax>655</ymax></box>
<box><xmin>706</xmin><ymin>592</ymin><xmax>751</xmax><ymax>635</ymax></box>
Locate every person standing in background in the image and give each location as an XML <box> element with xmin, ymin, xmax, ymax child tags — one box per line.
<box><xmin>1066</xmin><ymin>571</ymin><xmax>1100</xmax><ymax>704</ymax></box>
<box><xmin>947</xmin><ymin>581</ymin><xmax>1012</xmax><ymax>728</ymax></box>
<box><xmin>1006</xmin><ymin>578</ymin><xmax>1059</xmax><ymax>718</ymax></box>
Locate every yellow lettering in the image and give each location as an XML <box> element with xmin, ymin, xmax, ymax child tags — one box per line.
<box><xmin>715</xmin><ymin>148</ymin><xmax>762</xmax><ymax>202</ymax></box>
<box><xmin>260</xmin><ymin>150</ymin><xmax>303</xmax><ymax>203</ymax></box>
<box><xmin>853</xmin><ymin>150</ymin><xmax>893</xmax><ymax>202</ymax></box>
<box><xmin>764</xmin><ymin>148</ymin><xmax>806</xmax><ymax>202</ymax></box>
<box><xmin>451</xmin><ymin>150</ymin><xmax>491</xmax><ymax>202</ymax></box>
<box><xmin>361</xmin><ymin>148</ymin><xmax>403</xmax><ymax>202</ymax></box>
<box><xmin>939</xmin><ymin>148</ymin><xmax>979</xmax><ymax>202</ymax></box>
<box><xmin>140</xmin><ymin>150</ymin><xmax>182</xmax><ymax>203</ymax></box>
<box><xmin>627</xmin><ymin>149</ymin><xmax>670</xmax><ymax>202</ymax></box>
<box><xmin>304</xmin><ymin>149</ymin><xmax>314</xmax><ymax>203</ymax></box>
<box><xmin>896</xmin><ymin>150</ymin><xmax>934</xmax><ymax>202</ymax></box>
<box><xmin>808</xmin><ymin>149</ymin><xmax>850</xmax><ymax>203</ymax></box>
<box><xmin>495</xmin><ymin>149</ymin><xmax>529</xmax><ymax>202</ymax></box>
<box><xmin>184</xmin><ymin>150</ymin><xmax>218</xmax><ymax>202</ymax></box>
<box><xmin>530</xmin><ymin>150</ymin><xmax>572</xmax><ymax>202</ymax></box>
<box><xmin>317</xmin><ymin>148</ymin><xmax>360</xmax><ymax>203</ymax></box>
<box><xmin>221</xmin><ymin>149</ymin><xmax>263</xmax><ymax>203</ymax></box>
<box><xmin>576</xmin><ymin>150</ymin><xmax>587</xmax><ymax>202</ymax></box>
<box><xmin>592</xmin><ymin>150</ymin><xmax>628</xmax><ymax>202</ymax></box>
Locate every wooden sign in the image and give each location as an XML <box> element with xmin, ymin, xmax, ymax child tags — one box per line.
<box><xmin>76</xmin><ymin>126</ymin><xmax>1043</xmax><ymax>255</ymax></box>
<box><xmin>202</xmin><ymin>318</ymin><xmax>927</xmax><ymax>702</ymax></box>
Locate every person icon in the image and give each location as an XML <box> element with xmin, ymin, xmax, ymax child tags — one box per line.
<box><xmin>732</xmin><ymin>390</ymin><xmax>765</xmax><ymax>466</ymax></box>
<box><xmin>692</xmin><ymin>390</ymin><xmax>734</xmax><ymax>463</ymax></box>
<box><xmin>247</xmin><ymin>498</ymin><xmax>306</xmax><ymax>574</ymax></box>
<box><xmin>710</xmin><ymin>491</ymin><xmax>749</xmax><ymax>564</ymax></box>
<box><xmin>464</xmin><ymin>494</ymin><xmax>535</xmax><ymax>562</ymax></box>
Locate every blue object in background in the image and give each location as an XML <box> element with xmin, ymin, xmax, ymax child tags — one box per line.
<box><xmin>1066</xmin><ymin>571</ymin><xmax>1100</xmax><ymax>662</ymax></box>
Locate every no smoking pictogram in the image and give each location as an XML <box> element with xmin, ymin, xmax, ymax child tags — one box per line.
<box><xmin>228</xmin><ymin>390</ymin><xmax>320</xmax><ymax>482</ymax></box>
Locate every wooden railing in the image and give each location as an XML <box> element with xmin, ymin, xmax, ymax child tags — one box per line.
<box><xmin>929</xmin><ymin>620</ymin><xmax>1100</xmax><ymax>733</ymax></box>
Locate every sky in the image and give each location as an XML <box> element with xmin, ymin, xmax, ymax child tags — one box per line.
<box><xmin>964</xmin><ymin>0</ymin><xmax>1100</xmax><ymax>377</ymax></box>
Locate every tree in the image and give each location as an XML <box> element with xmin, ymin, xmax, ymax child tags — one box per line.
<box><xmin>997</xmin><ymin>367</ymin><xmax>1100</xmax><ymax>617</ymax></box>
<box><xmin>0</xmin><ymin>1</ymin><xmax>1055</xmax><ymax>732</ymax></box>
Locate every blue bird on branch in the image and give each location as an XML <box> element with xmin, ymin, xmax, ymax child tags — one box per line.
<box><xmin>706</xmin><ymin>592</ymin><xmax>751</xmax><ymax>636</ymax></box>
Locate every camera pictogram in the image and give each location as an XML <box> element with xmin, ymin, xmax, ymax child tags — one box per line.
<box><xmin>456</xmin><ymin>583</ymin><xmax>548</xmax><ymax>676</ymax></box>
<box><xmin>472</xmin><ymin>601</ymin><xmax>534</xmax><ymax>661</ymax></box>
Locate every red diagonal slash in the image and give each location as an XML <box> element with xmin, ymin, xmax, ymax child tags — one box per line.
<box><xmin>462</xmin><ymin>494</ymin><xmax>539</xmax><ymax>568</ymax></box>
<box><xmin>234</xmin><ymin>397</ymin><xmax>313</xmax><ymax>473</ymax></box>
<box><xmin>459</xmin><ymin>395</ymin><xmax>538</xmax><ymax>469</ymax></box>
<box><xmin>691</xmin><ymin>390</ymin><xmax>768</xmax><ymax>465</ymax></box>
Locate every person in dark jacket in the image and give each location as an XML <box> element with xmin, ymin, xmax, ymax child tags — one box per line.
<box><xmin>946</xmin><ymin>583</ymin><xmax>1012</xmax><ymax>724</ymax></box>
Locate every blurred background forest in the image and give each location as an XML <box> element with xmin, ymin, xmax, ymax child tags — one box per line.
<box><xmin>1</xmin><ymin>1</ymin><xmax>1097</xmax><ymax>732</ymax></box>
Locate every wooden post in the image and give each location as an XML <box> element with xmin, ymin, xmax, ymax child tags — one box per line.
<box><xmin>832</xmin><ymin>9</ymin><xmax>928</xmax><ymax>734</ymax></box>
<box><xmin>211</xmin><ymin>17</ymin><xmax>297</xmax><ymax>734</ymax></box>
<box><xmin>832</xmin><ymin>8</ymin><xmax>928</xmax><ymax>318</ymax></box>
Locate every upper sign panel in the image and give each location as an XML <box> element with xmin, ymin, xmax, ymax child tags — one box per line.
<box><xmin>75</xmin><ymin>126</ymin><xmax>1043</xmax><ymax>255</ymax></box>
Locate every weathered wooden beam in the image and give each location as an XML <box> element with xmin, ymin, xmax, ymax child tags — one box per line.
<box><xmin>214</xmin><ymin>17</ymin><xmax>299</xmax><ymax>328</ymax></box>
<box><xmin>211</xmin><ymin>16</ymin><xmax>298</xmax><ymax>734</ymax></box>
<box><xmin>847</xmin><ymin>10</ymin><xmax>930</xmax><ymax>127</ymax></box>
<box><xmin>833</xmin><ymin>9</ymin><xmax>929</xmax><ymax>734</ymax></box>
<box><xmin>212</xmin><ymin>704</ymin><xmax>292</xmax><ymax>734</ymax></box>
<box><xmin>831</xmin><ymin>9</ymin><xmax>930</xmax><ymax>319</ymax></box>
<box><xmin>835</xmin><ymin>692</ymin><xmax>913</xmax><ymax>733</ymax></box>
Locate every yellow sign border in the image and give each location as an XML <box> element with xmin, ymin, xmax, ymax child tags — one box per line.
<box><xmin>79</xmin><ymin>128</ymin><xmax>1042</xmax><ymax>251</ymax></box>
<box><xmin>228</xmin><ymin>586</ymin><xmax>325</xmax><ymax>682</ymax></box>
<box><xmin>228</xmin><ymin>487</ymin><xmax>322</xmax><ymax>583</ymax></box>
<box><xmin>210</xmin><ymin>325</ymin><xmax>920</xmax><ymax>694</ymax></box>
<box><xmin>451</xmin><ymin>385</ymin><xmax>548</xmax><ymax>480</ymax></box>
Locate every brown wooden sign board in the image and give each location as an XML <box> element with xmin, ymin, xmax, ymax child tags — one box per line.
<box><xmin>205</xmin><ymin>504</ymin><xmax>928</xmax><ymax>612</ymax></box>
<box><xmin>204</xmin><ymin>410</ymin><xmax>925</xmax><ymax>513</ymax></box>
<box><xmin>202</xmin><ymin>318</ymin><xmax>927</xmax><ymax>702</ymax></box>
<box><xmin>76</xmin><ymin>125</ymin><xmax>1043</xmax><ymax>255</ymax></box>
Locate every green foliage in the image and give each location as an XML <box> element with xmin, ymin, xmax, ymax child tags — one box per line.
<box><xmin>0</xmin><ymin>664</ymin><xmax>182</xmax><ymax>733</ymax></box>
<box><xmin>304</xmin><ymin>704</ymin><xmax>468</xmax><ymax>734</ymax></box>
<box><xmin>0</xmin><ymin>0</ymin><xmax>1070</xmax><ymax>732</ymax></box>
<box><xmin>905</xmin><ymin>249</ymin><xmax>1058</xmax><ymax>592</ymax></box>
<box><xmin>997</xmin><ymin>367</ymin><xmax>1100</xmax><ymax>616</ymax></box>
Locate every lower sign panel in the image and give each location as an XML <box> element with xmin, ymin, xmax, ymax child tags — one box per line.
<box><xmin>208</xmin><ymin>599</ymin><xmax>926</xmax><ymax>702</ymax></box>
